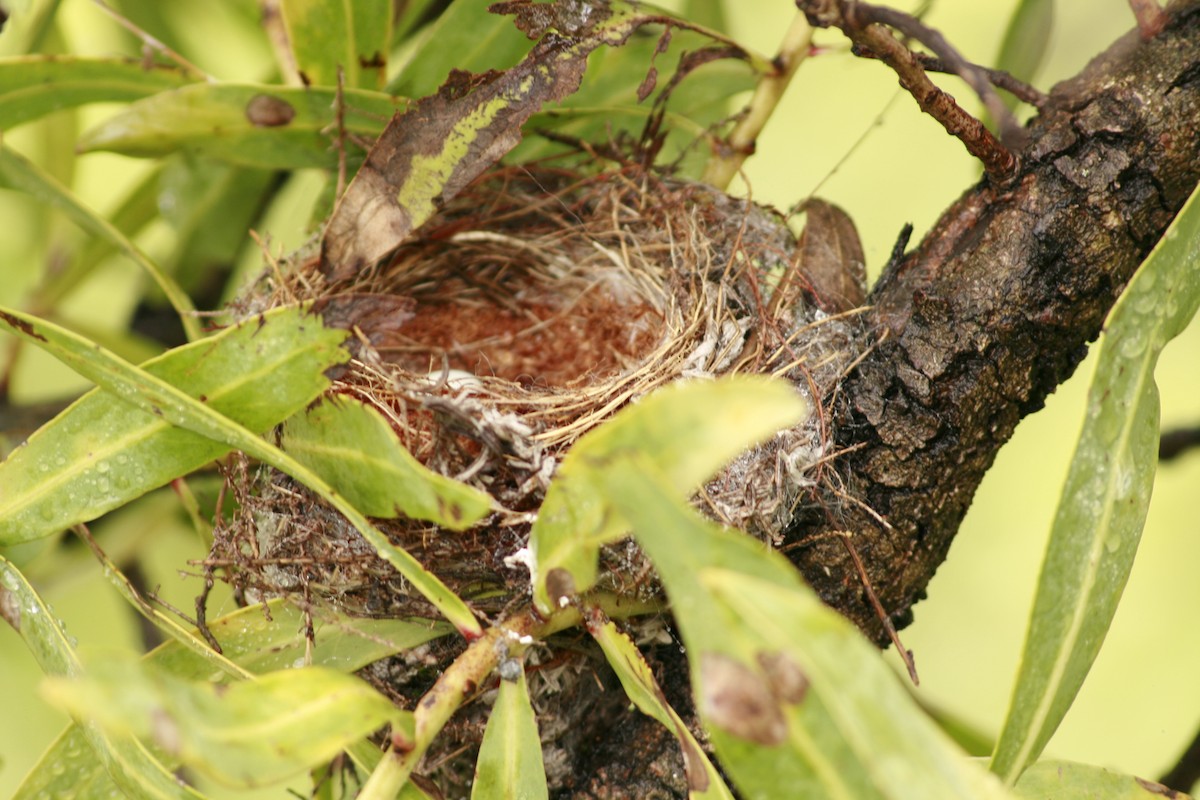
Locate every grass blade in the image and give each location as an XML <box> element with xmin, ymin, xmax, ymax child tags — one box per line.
<box><xmin>990</xmin><ymin>185</ymin><xmax>1200</xmax><ymax>782</ymax></box>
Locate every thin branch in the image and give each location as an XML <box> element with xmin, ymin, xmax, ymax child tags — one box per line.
<box><xmin>852</xmin><ymin>45</ymin><xmax>1050</xmax><ymax>110</ymax></box>
<box><xmin>1159</xmin><ymin>721</ymin><xmax>1200</xmax><ymax>793</ymax></box>
<box><xmin>850</xmin><ymin>2</ymin><xmax>1025</xmax><ymax>145</ymax></box>
<box><xmin>1129</xmin><ymin>0</ymin><xmax>1169</xmax><ymax>40</ymax></box>
<box><xmin>1160</xmin><ymin>426</ymin><xmax>1200</xmax><ymax>461</ymax></box>
<box><xmin>797</xmin><ymin>0</ymin><xmax>1020</xmax><ymax>185</ymax></box>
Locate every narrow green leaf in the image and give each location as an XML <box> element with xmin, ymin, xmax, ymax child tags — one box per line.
<box><xmin>30</xmin><ymin>163</ymin><xmax>165</xmax><ymax>311</ymax></box>
<box><xmin>77</xmin><ymin>83</ymin><xmax>404</xmax><ymax>170</ymax></box>
<box><xmin>529</xmin><ymin>377</ymin><xmax>806</xmax><ymax>615</ymax></box>
<box><xmin>991</xmin><ymin>184</ymin><xmax>1200</xmax><ymax>783</ymax></box>
<box><xmin>995</xmin><ymin>0</ymin><xmax>1053</xmax><ymax>85</ymax></box>
<box><xmin>0</xmin><ymin>306</ymin><xmax>482</xmax><ymax>636</ymax></box>
<box><xmin>592</xmin><ymin>619</ymin><xmax>735</xmax><ymax>799</ymax></box>
<box><xmin>0</xmin><ymin>305</ymin><xmax>346</xmax><ymax>545</ymax></box>
<box><xmin>0</xmin><ymin>145</ymin><xmax>201</xmax><ymax>341</ymax></box>
<box><xmin>43</xmin><ymin>655</ymin><xmax>404</xmax><ymax>789</ymax></box>
<box><xmin>157</xmin><ymin>159</ymin><xmax>280</xmax><ymax>295</ymax></box>
<box><xmin>281</xmin><ymin>396</ymin><xmax>493</xmax><ymax>529</ymax></box>
<box><xmin>0</xmin><ymin>555</ymin><xmax>209</xmax><ymax>799</ymax></box>
<box><xmin>470</xmin><ymin>665</ymin><xmax>547</xmax><ymax>800</ymax></box>
<box><xmin>595</xmin><ymin>462</ymin><xmax>1013</xmax><ymax>800</ymax></box>
<box><xmin>281</xmin><ymin>0</ymin><xmax>391</xmax><ymax>89</ymax></box>
<box><xmin>14</xmin><ymin>600</ymin><xmax>450</xmax><ymax>799</ymax></box>
<box><xmin>0</xmin><ymin>56</ymin><xmax>195</xmax><ymax>128</ymax></box>
<box><xmin>1010</xmin><ymin>760</ymin><xmax>1182</xmax><ymax>799</ymax></box>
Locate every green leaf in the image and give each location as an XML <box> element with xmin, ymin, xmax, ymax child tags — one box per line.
<box><xmin>280</xmin><ymin>0</ymin><xmax>391</xmax><ymax>89</ymax></box>
<box><xmin>156</xmin><ymin>158</ymin><xmax>280</xmax><ymax>296</ymax></box>
<box><xmin>529</xmin><ymin>377</ymin><xmax>806</xmax><ymax>615</ymax></box>
<box><xmin>595</xmin><ymin>462</ymin><xmax>1013</xmax><ymax>800</ymax></box>
<box><xmin>281</xmin><ymin>396</ymin><xmax>493</xmax><ymax>529</ymax></box>
<box><xmin>990</xmin><ymin>184</ymin><xmax>1200</xmax><ymax>783</ymax></box>
<box><xmin>77</xmin><ymin>83</ymin><xmax>404</xmax><ymax>170</ymax></box>
<box><xmin>995</xmin><ymin>0</ymin><xmax>1053</xmax><ymax>85</ymax></box>
<box><xmin>592</xmin><ymin>619</ymin><xmax>735</xmax><ymax>799</ymax></box>
<box><xmin>0</xmin><ymin>305</ymin><xmax>482</xmax><ymax>636</ymax></box>
<box><xmin>0</xmin><ymin>144</ymin><xmax>201</xmax><ymax>341</ymax></box>
<box><xmin>470</xmin><ymin>664</ymin><xmax>547</xmax><ymax>800</ymax></box>
<box><xmin>29</xmin><ymin>163</ymin><xmax>165</xmax><ymax>311</ymax></box>
<box><xmin>0</xmin><ymin>56</ymin><xmax>196</xmax><ymax>128</ymax></box>
<box><xmin>149</xmin><ymin>599</ymin><xmax>452</xmax><ymax>680</ymax></box>
<box><xmin>0</xmin><ymin>0</ymin><xmax>63</xmax><ymax>57</ymax></box>
<box><xmin>1010</xmin><ymin>760</ymin><xmax>1182</xmax><ymax>799</ymax></box>
<box><xmin>43</xmin><ymin>654</ymin><xmax>404</xmax><ymax>789</ymax></box>
<box><xmin>387</xmin><ymin>0</ymin><xmax>534</xmax><ymax>99</ymax></box>
<box><xmin>0</xmin><ymin>305</ymin><xmax>347</xmax><ymax>545</ymax></box>
<box><xmin>0</xmin><ymin>555</ymin><xmax>209</xmax><ymax>799</ymax></box>
<box><xmin>14</xmin><ymin>600</ymin><xmax>450</xmax><ymax>799</ymax></box>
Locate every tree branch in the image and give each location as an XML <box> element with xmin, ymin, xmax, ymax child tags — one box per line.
<box><xmin>787</xmin><ymin>0</ymin><xmax>1200</xmax><ymax>643</ymax></box>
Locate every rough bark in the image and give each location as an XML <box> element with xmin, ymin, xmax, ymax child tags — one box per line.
<box><xmin>787</xmin><ymin>0</ymin><xmax>1200</xmax><ymax>643</ymax></box>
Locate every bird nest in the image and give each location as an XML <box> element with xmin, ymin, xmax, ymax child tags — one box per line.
<box><xmin>213</xmin><ymin>163</ymin><xmax>867</xmax><ymax>621</ymax></box>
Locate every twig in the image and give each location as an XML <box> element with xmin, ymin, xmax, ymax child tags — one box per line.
<box><xmin>1159</xmin><ymin>721</ymin><xmax>1200</xmax><ymax>793</ymax></box>
<box><xmin>1160</xmin><ymin>425</ymin><xmax>1200</xmax><ymax>461</ymax></box>
<box><xmin>703</xmin><ymin>12</ymin><xmax>814</xmax><ymax>190</ymax></box>
<box><xmin>853</xmin><ymin>45</ymin><xmax>1050</xmax><ymax>110</ymax></box>
<box><xmin>1129</xmin><ymin>0</ymin><xmax>1169</xmax><ymax>40</ymax></box>
<box><xmin>797</xmin><ymin>0</ymin><xmax>1020</xmax><ymax>185</ymax></box>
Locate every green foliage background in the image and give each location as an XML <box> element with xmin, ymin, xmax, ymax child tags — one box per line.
<box><xmin>0</xmin><ymin>0</ymin><xmax>1197</xmax><ymax>796</ymax></box>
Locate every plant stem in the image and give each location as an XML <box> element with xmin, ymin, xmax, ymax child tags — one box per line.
<box><xmin>356</xmin><ymin>594</ymin><xmax>661</xmax><ymax>798</ymax></box>
<box><xmin>703</xmin><ymin>12</ymin><xmax>813</xmax><ymax>191</ymax></box>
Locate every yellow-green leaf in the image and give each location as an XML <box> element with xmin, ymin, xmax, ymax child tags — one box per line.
<box><xmin>281</xmin><ymin>396</ymin><xmax>492</xmax><ymax>529</ymax></box>
<box><xmin>594</xmin><ymin>461</ymin><xmax>1014</xmax><ymax>800</ymax></box>
<box><xmin>0</xmin><ymin>56</ymin><xmax>196</xmax><ymax>128</ymax></box>
<box><xmin>280</xmin><ymin>0</ymin><xmax>391</xmax><ymax>89</ymax></box>
<box><xmin>0</xmin><ymin>305</ymin><xmax>346</xmax><ymax>545</ymax></box>
<box><xmin>991</xmin><ymin>183</ymin><xmax>1200</xmax><ymax>784</ymax></box>
<box><xmin>470</xmin><ymin>664</ymin><xmax>547</xmax><ymax>800</ymax></box>
<box><xmin>78</xmin><ymin>83</ymin><xmax>404</xmax><ymax>170</ymax></box>
<box><xmin>529</xmin><ymin>377</ymin><xmax>806</xmax><ymax>615</ymax></box>
<box><xmin>0</xmin><ymin>304</ymin><xmax>481</xmax><ymax>636</ymax></box>
<box><xmin>592</xmin><ymin>619</ymin><xmax>735</xmax><ymax>799</ymax></box>
<box><xmin>0</xmin><ymin>144</ymin><xmax>200</xmax><ymax>340</ymax></box>
<box><xmin>13</xmin><ymin>599</ymin><xmax>450</xmax><ymax>799</ymax></box>
<box><xmin>43</xmin><ymin>655</ymin><xmax>404</xmax><ymax>789</ymax></box>
<box><xmin>0</xmin><ymin>556</ymin><xmax>208</xmax><ymax>800</ymax></box>
<box><xmin>1011</xmin><ymin>760</ymin><xmax>1183</xmax><ymax>799</ymax></box>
